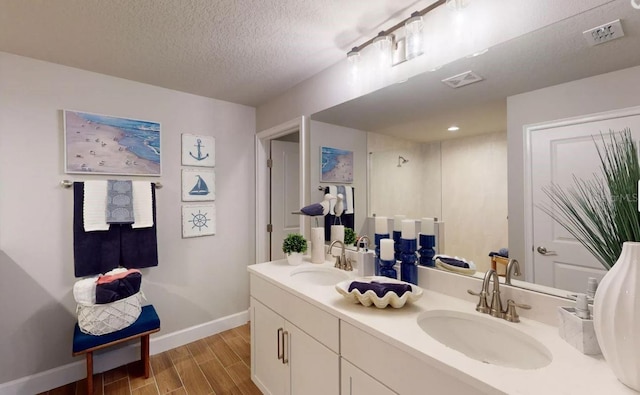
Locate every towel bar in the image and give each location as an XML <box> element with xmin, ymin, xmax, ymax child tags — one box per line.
<box><xmin>60</xmin><ymin>179</ymin><xmax>162</xmax><ymax>189</ymax></box>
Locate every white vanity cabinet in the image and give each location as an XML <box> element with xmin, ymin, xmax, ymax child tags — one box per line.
<box><xmin>250</xmin><ymin>274</ymin><xmax>340</xmax><ymax>395</ymax></box>
<box><xmin>341</xmin><ymin>358</ymin><xmax>397</xmax><ymax>395</ymax></box>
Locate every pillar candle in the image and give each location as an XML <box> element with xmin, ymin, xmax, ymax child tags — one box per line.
<box><xmin>375</xmin><ymin>216</ymin><xmax>388</xmax><ymax>234</ymax></box>
<box><xmin>393</xmin><ymin>215</ymin><xmax>406</xmax><ymax>232</ymax></box>
<box><xmin>401</xmin><ymin>219</ymin><xmax>415</xmax><ymax>239</ymax></box>
<box><xmin>380</xmin><ymin>239</ymin><xmax>395</xmax><ymax>260</ymax></box>
<box><xmin>421</xmin><ymin>217</ymin><xmax>435</xmax><ymax>235</ymax></box>
<box><xmin>311</xmin><ymin>227</ymin><xmax>325</xmax><ymax>263</ymax></box>
<box><xmin>331</xmin><ymin>225</ymin><xmax>345</xmax><ymax>243</ymax></box>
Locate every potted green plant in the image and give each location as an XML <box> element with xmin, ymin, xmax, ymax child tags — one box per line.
<box><xmin>344</xmin><ymin>227</ymin><xmax>357</xmax><ymax>246</ymax></box>
<box><xmin>282</xmin><ymin>233</ymin><xmax>308</xmax><ymax>266</ymax></box>
<box><xmin>541</xmin><ymin>128</ymin><xmax>640</xmax><ymax>390</ymax></box>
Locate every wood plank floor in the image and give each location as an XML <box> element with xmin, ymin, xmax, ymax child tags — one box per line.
<box><xmin>39</xmin><ymin>323</ymin><xmax>261</xmax><ymax>395</ymax></box>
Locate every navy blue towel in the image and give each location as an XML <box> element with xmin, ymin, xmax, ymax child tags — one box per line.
<box><xmin>73</xmin><ymin>183</ymin><xmax>158</xmax><ymax>277</ymax></box>
<box><xmin>438</xmin><ymin>256</ymin><xmax>470</xmax><ymax>268</ymax></box>
<box><xmin>348</xmin><ymin>281</ymin><xmax>412</xmax><ymax>298</ymax></box>
<box><xmin>324</xmin><ymin>186</ymin><xmax>355</xmax><ymax>241</ymax></box>
<box><xmin>95</xmin><ymin>272</ymin><xmax>142</xmax><ymax>304</ymax></box>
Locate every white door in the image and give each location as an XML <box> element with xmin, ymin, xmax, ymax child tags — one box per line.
<box><xmin>530</xmin><ymin>110</ymin><xmax>640</xmax><ymax>292</ymax></box>
<box><xmin>271</xmin><ymin>140</ymin><xmax>300</xmax><ymax>261</ymax></box>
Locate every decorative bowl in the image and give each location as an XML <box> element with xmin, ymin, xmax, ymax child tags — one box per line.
<box><xmin>434</xmin><ymin>255</ymin><xmax>476</xmax><ymax>276</ymax></box>
<box><xmin>335</xmin><ymin>276</ymin><xmax>423</xmax><ymax>308</ymax></box>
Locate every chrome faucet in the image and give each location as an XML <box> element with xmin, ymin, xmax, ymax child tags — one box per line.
<box><xmin>469</xmin><ymin>268</ymin><xmax>531</xmax><ymax>322</ymax></box>
<box><xmin>486</xmin><ymin>270</ymin><xmax>504</xmax><ymax>318</ymax></box>
<box><xmin>329</xmin><ymin>240</ymin><xmax>353</xmax><ymax>271</ymax></box>
<box><xmin>356</xmin><ymin>235</ymin><xmax>370</xmax><ymax>252</ymax></box>
<box><xmin>505</xmin><ymin>259</ymin><xmax>521</xmax><ymax>285</ymax></box>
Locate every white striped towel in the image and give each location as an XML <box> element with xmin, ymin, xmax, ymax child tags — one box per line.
<box><xmin>327</xmin><ymin>185</ymin><xmax>354</xmax><ymax>215</ymax></box>
<box><xmin>73</xmin><ymin>276</ymin><xmax>99</xmax><ymax>304</ymax></box>
<box><xmin>132</xmin><ymin>181</ymin><xmax>154</xmax><ymax>229</ymax></box>
<box><xmin>83</xmin><ymin>180</ymin><xmax>109</xmax><ymax>232</ymax></box>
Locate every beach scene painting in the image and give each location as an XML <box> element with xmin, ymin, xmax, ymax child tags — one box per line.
<box><xmin>321</xmin><ymin>146</ymin><xmax>354</xmax><ymax>183</ymax></box>
<box><xmin>182</xmin><ymin>204</ymin><xmax>216</xmax><ymax>238</ymax></box>
<box><xmin>64</xmin><ymin>110</ymin><xmax>161</xmax><ymax>176</ymax></box>
<box><xmin>182</xmin><ymin>168</ymin><xmax>215</xmax><ymax>201</ymax></box>
<box><xmin>182</xmin><ymin>133</ymin><xmax>215</xmax><ymax>167</ymax></box>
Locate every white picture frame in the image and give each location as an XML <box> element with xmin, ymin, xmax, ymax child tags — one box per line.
<box><xmin>182</xmin><ymin>168</ymin><xmax>215</xmax><ymax>201</ymax></box>
<box><xmin>182</xmin><ymin>133</ymin><xmax>215</xmax><ymax>167</ymax></box>
<box><xmin>182</xmin><ymin>204</ymin><xmax>216</xmax><ymax>237</ymax></box>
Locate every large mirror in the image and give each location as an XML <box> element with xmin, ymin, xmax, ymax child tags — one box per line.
<box><xmin>309</xmin><ymin>0</ymin><xmax>640</xmax><ymax>297</ymax></box>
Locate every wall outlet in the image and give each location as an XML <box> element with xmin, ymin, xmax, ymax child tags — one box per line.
<box><xmin>583</xmin><ymin>19</ymin><xmax>624</xmax><ymax>46</ymax></box>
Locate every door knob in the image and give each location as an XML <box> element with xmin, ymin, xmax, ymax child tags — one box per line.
<box><xmin>536</xmin><ymin>246</ymin><xmax>557</xmax><ymax>256</ymax></box>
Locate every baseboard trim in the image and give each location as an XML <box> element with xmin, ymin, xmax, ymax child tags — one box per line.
<box><xmin>0</xmin><ymin>309</ymin><xmax>249</xmax><ymax>395</ymax></box>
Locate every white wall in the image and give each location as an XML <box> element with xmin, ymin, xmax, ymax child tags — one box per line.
<box><xmin>441</xmin><ymin>131</ymin><xmax>508</xmax><ymax>272</ymax></box>
<box><xmin>507</xmin><ymin>65</ymin><xmax>640</xmax><ymax>272</ymax></box>
<box><xmin>309</xmin><ymin>121</ymin><xmax>367</xmax><ymax>236</ymax></box>
<box><xmin>0</xmin><ymin>52</ymin><xmax>256</xmax><ymax>386</ymax></box>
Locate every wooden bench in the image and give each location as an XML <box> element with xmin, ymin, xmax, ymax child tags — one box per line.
<box><xmin>72</xmin><ymin>304</ymin><xmax>160</xmax><ymax>394</ymax></box>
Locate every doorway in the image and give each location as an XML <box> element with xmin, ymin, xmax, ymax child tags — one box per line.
<box><xmin>255</xmin><ymin>117</ymin><xmax>308</xmax><ymax>263</ymax></box>
<box><xmin>525</xmin><ymin>106</ymin><xmax>640</xmax><ymax>292</ymax></box>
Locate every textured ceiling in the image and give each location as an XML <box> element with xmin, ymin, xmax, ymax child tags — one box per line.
<box><xmin>0</xmin><ymin>0</ymin><xmax>441</xmax><ymax>107</ymax></box>
<box><xmin>312</xmin><ymin>0</ymin><xmax>640</xmax><ymax>142</ymax></box>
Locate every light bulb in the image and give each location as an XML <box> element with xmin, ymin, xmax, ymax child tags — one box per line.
<box><xmin>372</xmin><ymin>33</ymin><xmax>393</xmax><ymax>68</ymax></box>
<box><xmin>405</xmin><ymin>13</ymin><xmax>424</xmax><ymax>60</ymax></box>
<box><xmin>446</xmin><ymin>0</ymin><xmax>471</xmax><ymax>11</ymax></box>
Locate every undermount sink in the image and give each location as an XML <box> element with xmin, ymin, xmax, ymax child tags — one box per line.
<box><xmin>290</xmin><ymin>265</ymin><xmax>351</xmax><ymax>286</ymax></box>
<box><xmin>417</xmin><ymin>310</ymin><xmax>552</xmax><ymax>370</ymax></box>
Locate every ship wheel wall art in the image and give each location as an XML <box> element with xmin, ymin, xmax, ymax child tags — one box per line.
<box><xmin>181</xmin><ymin>133</ymin><xmax>215</xmax><ymax>238</ymax></box>
<box><xmin>182</xmin><ymin>204</ymin><xmax>216</xmax><ymax>238</ymax></box>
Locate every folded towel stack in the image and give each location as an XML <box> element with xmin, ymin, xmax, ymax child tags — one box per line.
<box><xmin>348</xmin><ymin>281</ymin><xmax>412</xmax><ymax>298</ymax></box>
<box><xmin>83</xmin><ymin>181</ymin><xmax>154</xmax><ymax>232</ymax></box>
<box><xmin>73</xmin><ymin>268</ymin><xmax>142</xmax><ymax>305</ymax></box>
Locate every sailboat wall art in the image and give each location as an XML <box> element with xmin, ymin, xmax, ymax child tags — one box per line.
<box><xmin>182</xmin><ymin>134</ymin><xmax>215</xmax><ymax>167</ymax></box>
<box><xmin>182</xmin><ymin>168</ymin><xmax>215</xmax><ymax>202</ymax></box>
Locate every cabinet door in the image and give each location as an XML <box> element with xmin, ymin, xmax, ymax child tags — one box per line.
<box><xmin>252</xmin><ymin>300</ymin><xmax>288</xmax><ymax>395</ymax></box>
<box><xmin>287</xmin><ymin>322</ymin><xmax>340</xmax><ymax>395</ymax></box>
<box><xmin>341</xmin><ymin>358</ymin><xmax>397</xmax><ymax>395</ymax></box>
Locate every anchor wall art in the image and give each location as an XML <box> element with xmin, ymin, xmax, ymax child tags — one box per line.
<box><xmin>182</xmin><ymin>204</ymin><xmax>216</xmax><ymax>237</ymax></box>
<box><xmin>64</xmin><ymin>110</ymin><xmax>161</xmax><ymax>176</ymax></box>
<box><xmin>182</xmin><ymin>168</ymin><xmax>215</xmax><ymax>202</ymax></box>
<box><xmin>181</xmin><ymin>134</ymin><xmax>215</xmax><ymax>167</ymax></box>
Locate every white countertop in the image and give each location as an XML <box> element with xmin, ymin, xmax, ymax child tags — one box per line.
<box><xmin>248</xmin><ymin>258</ymin><xmax>637</xmax><ymax>395</ymax></box>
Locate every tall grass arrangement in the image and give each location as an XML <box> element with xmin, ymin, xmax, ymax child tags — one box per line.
<box><xmin>540</xmin><ymin>129</ymin><xmax>640</xmax><ymax>269</ymax></box>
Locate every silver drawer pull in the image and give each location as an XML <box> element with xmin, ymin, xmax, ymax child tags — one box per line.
<box><xmin>277</xmin><ymin>327</ymin><xmax>283</xmax><ymax>360</ymax></box>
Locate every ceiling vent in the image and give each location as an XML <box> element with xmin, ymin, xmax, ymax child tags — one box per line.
<box><xmin>583</xmin><ymin>19</ymin><xmax>624</xmax><ymax>46</ymax></box>
<box><xmin>441</xmin><ymin>71</ymin><xmax>484</xmax><ymax>89</ymax></box>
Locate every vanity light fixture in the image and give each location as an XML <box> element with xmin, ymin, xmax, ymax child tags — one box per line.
<box><xmin>344</xmin><ymin>0</ymin><xmax>446</xmax><ymax>63</ymax></box>
<box><xmin>448</xmin><ymin>126</ymin><xmax>460</xmax><ymax>132</ymax></box>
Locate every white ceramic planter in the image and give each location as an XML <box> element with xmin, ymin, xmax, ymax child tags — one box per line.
<box><xmin>286</xmin><ymin>252</ymin><xmax>303</xmax><ymax>266</ymax></box>
<box><xmin>593</xmin><ymin>241</ymin><xmax>640</xmax><ymax>391</ymax></box>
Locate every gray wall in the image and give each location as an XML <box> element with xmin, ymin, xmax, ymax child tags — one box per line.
<box><xmin>507</xmin><ymin>65</ymin><xmax>640</xmax><ymax>271</ymax></box>
<box><xmin>0</xmin><ymin>52</ymin><xmax>256</xmax><ymax>385</ymax></box>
